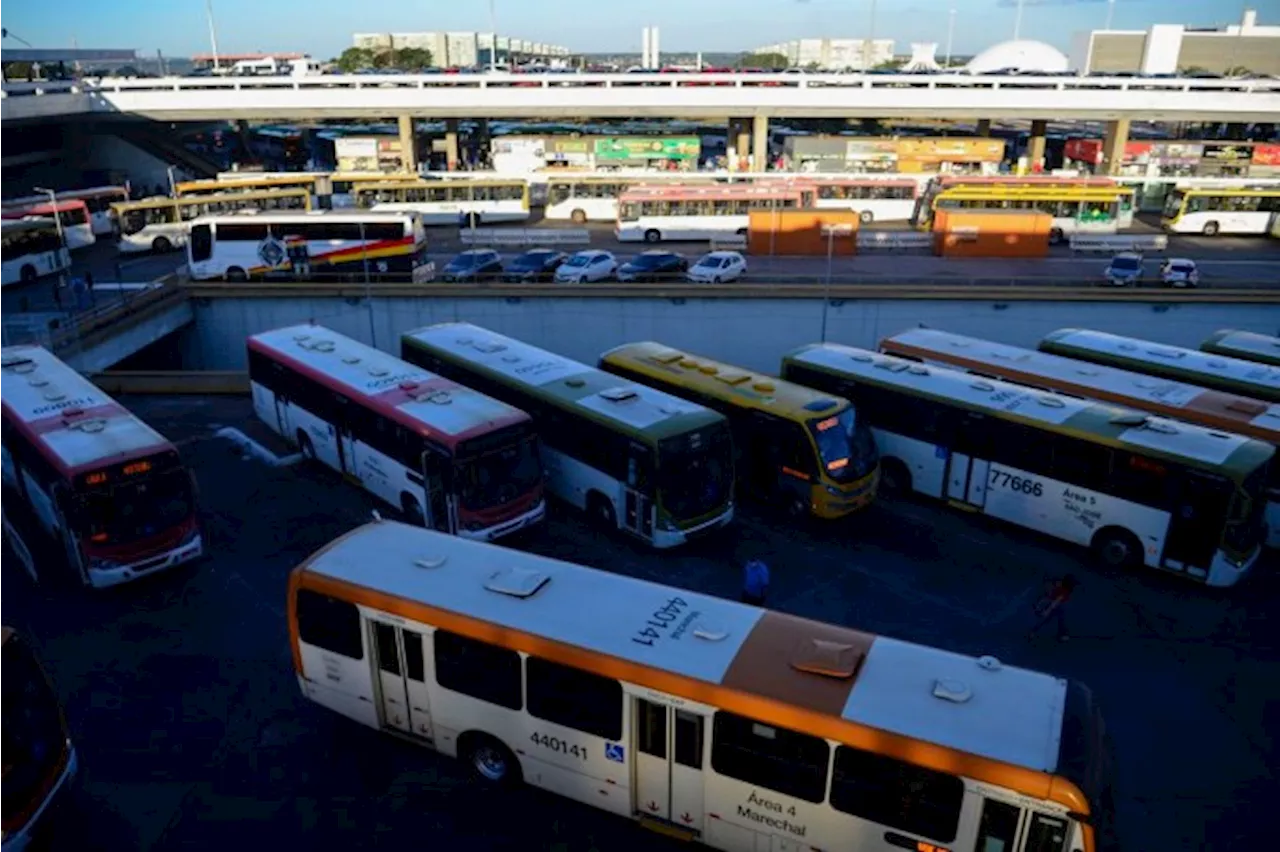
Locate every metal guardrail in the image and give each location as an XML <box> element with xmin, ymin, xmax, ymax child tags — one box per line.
<box><xmin>1069</xmin><ymin>234</ymin><xmax>1170</xmax><ymax>253</ymax></box>
<box><xmin>710</xmin><ymin>236</ymin><xmax>748</xmax><ymax>251</ymax></box>
<box><xmin>1</xmin><ymin>281</ymin><xmax>184</xmax><ymax>352</ymax></box>
<box><xmin>857</xmin><ymin>232</ymin><xmax>935</xmax><ymax>252</ymax></box>
<box><xmin>458</xmin><ymin>228</ymin><xmax>591</xmax><ymax>247</ymax></box>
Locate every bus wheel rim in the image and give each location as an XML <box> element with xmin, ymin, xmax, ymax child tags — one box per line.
<box><xmin>474</xmin><ymin>746</ymin><xmax>506</xmax><ymax>780</ymax></box>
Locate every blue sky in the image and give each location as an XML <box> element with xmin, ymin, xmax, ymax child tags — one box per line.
<box><xmin>1</xmin><ymin>0</ymin><xmax>1273</xmax><ymax>58</ymax></box>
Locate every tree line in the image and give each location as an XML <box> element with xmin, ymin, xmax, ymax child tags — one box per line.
<box><xmin>333</xmin><ymin>46</ymin><xmax>434</xmax><ymax>73</ymax></box>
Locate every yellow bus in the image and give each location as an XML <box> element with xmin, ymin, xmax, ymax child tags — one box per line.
<box><xmin>598</xmin><ymin>342</ymin><xmax>879</xmax><ymax>519</ymax></box>
<box><xmin>352</xmin><ymin>179</ymin><xmax>531</xmax><ymax>227</ymax></box>
<box><xmin>916</xmin><ymin>186</ymin><xmax>1134</xmax><ymax>242</ymax></box>
<box><xmin>289</xmin><ymin>518</ymin><xmax>1116</xmax><ymax>852</ymax></box>
<box><xmin>111</xmin><ymin>189</ymin><xmax>311</xmax><ymax>254</ymax></box>
<box><xmin>1160</xmin><ymin>187</ymin><xmax>1280</xmax><ymax>236</ymax></box>
<box><xmin>181</xmin><ymin>172</ymin><xmax>422</xmax><ymax>207</ymax></box>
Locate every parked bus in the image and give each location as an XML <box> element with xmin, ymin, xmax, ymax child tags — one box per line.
<box><xmin>617</xmin><ymin>184</ymin><xmax>807</xmax><ymax>243</ymax></box>
<box><xmin>352</xmin><ymin>179</ymin><xmax>531</xmax><ymax>227</ymax></box>
<box><xmin>176</xmin><ymin>174</ymin><xmax>321</xmax><ymax>197</ymax></box>
<box><xmin>2</xmin><ymin>186</ymin><xmax>128</xmax><ymax>236</ymax></box>
<box><xmin>186</xmin><ymin>210</ymin><xmax>431</xmax><ymax>282</ymax></box>
<box><xmin>916</xmin><ymin>175</ymin><xmax>1124</xmax><ymax>217</ymax></box>
<box><xmin>2</xmin><ymin>627</ymin><xmax>78</xmax><ymax>852</ymax></box>
<box><xmin>1160</xmin><ymin>187</ymin><xmax>1280</xmax><ymax>235</ymax></box>
<box><xmin>401</xmin><ymin>323</ymin><xmax>735</xmax><ymax>547</ymax></box>
<box><xmin>790</xmin><ymin>177</ymin><xmax>918</xmax><ymax>223</ymax></box>
<box><xmin>880</xmin><ymin>327</ymin><xmax>1280</xmax><ymax>548</ymax></box>
<box><xmin>0</xmin><ymin>346</ymin><xmax>204</xmax><ymax>587</ymax></box>
<box><xmin>598</xmin><ymin>342</ymin><xmax>879</xmax><ymax>519</ymax></box>
<box><xmin>0</xmin><ymin>220</ymin><xmax>69</xmax><ymax>287</ymax></box>
<box><xmin>112</xmin><ymin>188</ymin><xmax>311</xmax><ymax>254</ymax></box>
<box><xmin>209</xmin><ymin>171</ymin><xmax>419</xmax><ymax>207</ymax></box>
<box><xmin>917</xmin><ymin>186</ymin><xmax>1133</xmax><ymax>242</ymax></box>
<box><xmin>1040</xmin><ymin>329</ymin><xmax>1280</xmax><ymax>405</ymax></box>
<box><xmin>782</xmin><ymin>344</ymin><xmax>1271</xmax><ymax>585</ymax></box>
<box><xmin>1201</xmin><ymin>329</ymin><xmax>1280</xmax><ymax>368</ymax></box>
<box><xmin>247</xmin><ymin>325</ymin><xmax>545</xmax><ymax>539</ymax></box>
<box><xmin>289</xmin><ymin>518</ymin><xmax>1115</xmax><ymax>852</ymax></box>
<box><xmin>544</xmin><ymin>176</ymin><xmax>651</xmax><ymax>223</ymax></box>
<box><xmin>2</xmin><ymin>201</ymin><xmax>95</xmax><ymax>249</ymax></box>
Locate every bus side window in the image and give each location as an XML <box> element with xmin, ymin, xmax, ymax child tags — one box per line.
<box><xmin>626</xmin><ymin>443</ymin><xmax>652</xmax><ymax>490</ymax></box>
<box><xmin>433</xmin><ymin>628</ymin><xmax>523</xmax><ymax>710</ymax></box>
<box><xmin>1024</xmin><ymin>812</ymin><xmax>1070</xmax><ymax>852</ymax></box>
<box><xmin>710</xmin><ymin>711</ymin><xmax>828</xmax><ymax>803</ymax></box>
<box><xmin>190</xmin><ymin>224</ymin><xmax>213</xmax><ymax>262</ymax></box>
<box><xmin>295</xmin><ymin>588</ymin><xmax>364</xmax><ymax>659</ymax></box>
<box><xmin>973</xmin><ymin>798</ymin><xmax>1020</xmax><ymax>852</ymax></box>
<box><xmin>526</xmin><ymin>656</ymin><xmax>622</xmax><ymax>740</ymax></box>
<box><xmin>830</xmin><ymin>744</ymin><xmax>964</xmax><ymax>843</ymax></box>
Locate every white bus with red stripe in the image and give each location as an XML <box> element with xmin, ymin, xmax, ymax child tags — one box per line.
<box><xmin>247</xmin><ymin>325</ymin><xmax>546</xmax><ymax>541</ymax></box>
<box><xmin>1</xmin><ymin>200</ymin><xmax>95</xmax><ymax>250</ymax></box>
<box><xmin>3</xmin><ymin>186</ymin><xmax>128</xmax><ymax>236</ymax></box>
<box><xmin>0</xmin><ymin>346</ymin><xmax>203</xmax><ymax>588</ymax></box>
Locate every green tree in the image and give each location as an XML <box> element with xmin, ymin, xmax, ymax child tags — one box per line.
<box><xmin>390</xmin><ymin>47</ymin><xmax>433</xmax><ymax>70</ymax></box>
<box><xmin>335</xmin><ymin>47</ymin><xmax>375</xmax><ymax>72</ymax></box>
<box><xmin>1224</xmin><ymin>65</ymin><xmax>1253</xmax><ymax>78</ymax></box>
<box><xmin>872</xmin><ymin>59</ymin><xmax>904</xmax><ymax>71</ymax></box>
<box><xmin>737</xmin><ymin>52</ymin><xmax>789</xmax><ymax>70</ymax></box>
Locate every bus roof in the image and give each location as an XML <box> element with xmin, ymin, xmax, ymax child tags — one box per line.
<box><xmin>935</xmin><ymin>175</ymin><xmax>1117</xmax><ymax>187</ymax></box>
<box><xmin>785</xmin><ymin>343</ymin><xmax>1274</xmax><ymax>477</ymax></box>
<box><xmin>402</xmin><ymin>323</ymin><xmax>726</xmax><ymax>442</ymax></box>
<box><xmin>600</xmin><ymin>341</ymin><xmax>852</xmax><ymax>421</ymax></box>
<box><xmin>296</xmin><ymin>519</ymin><xmax>1083</xmax><ymax>804</ymax></box>
<box><xmin>247</xmin><ymin>325</ymin><xmax>529</xmax><ymax>448</ymax></box>
<box><xmin>880</xmin><ymin>328</ymin><xmax>1280</xmax><ymax>444</ymax></box>
<box><xmin>1</xmin><ymin>200</ymin><xmax>86</xmax><ymax>216</ymax></box>
<box><xmin>0</xmin><ymin>345</ymin><xmax>173</xmax><ymax>475</ymax></box>
<box><xmin>111</xmin><ymin>188</ymin><xmax>310</xmax><ymax>212</ymax></box>
<box><xmin>1202</xmin><ymin>329</ymin><xmax>1280</xmax><ymax>368</ymax></box>
<box><xmin>619</xmin><ymin>184</ymin><xmax>804</xmax><ymax>202</ymax></box>
<box><xmin>936</xmin><ymin>186</ymin><xmax>1126</xmax><ymax>199</ymax></box>
<box><xmin>1041</xmin><ymin>329</ymin><xmax>1280</xmax><ymax>405</ymax></box>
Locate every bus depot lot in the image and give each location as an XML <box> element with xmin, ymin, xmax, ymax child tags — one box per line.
<box><xmin>5</xmin><ymin>395</ymin><xmax>1278</xmax><ymax>851</ymax></box>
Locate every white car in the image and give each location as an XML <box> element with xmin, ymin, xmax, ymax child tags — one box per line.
<box><xmin>554</xmin><ymin>250</ymin><xmax>618</xmax><ymax>283</ymax></box>
<box><xmin>687</xmin><ymin>250</ymin><xmax>747</xmax><ymax>283</ymax></box>
<box><xmin>1160</xmin><ymin>258</ymin><xmax>1200</xmax><ymax>288</ymax></box>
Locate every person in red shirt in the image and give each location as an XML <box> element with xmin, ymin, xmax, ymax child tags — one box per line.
<box><xmin>1028</xmin><ymin>574</ymin><xmax>1078</xmax><ymax>641</ymax></box>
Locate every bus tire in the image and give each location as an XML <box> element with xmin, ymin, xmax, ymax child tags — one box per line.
<box><xmin>570</xmin><ymin>209</ymin><xmax>587</xmax><ymax>225</ymax></box>
<box><xmin>859</xmin><ymin>210</ymin><xmax>874</xmax><ymax>224</ymax></box>
<box><xmin>1092</xmin><ymin>527</ymin><xmax>1141</xmax><ymax>572</ymax></box>
<box><xmin>1201</xmin><ymin>221</ymin><xmax>1219</xmax><ymax>236</ymax></box>
<box><xmin>1048</xmin><ymin>228</ymin><xmax>1064</xmax><ymax>245</ymax></box>
<box><xmin>296</xmin><ymin>431</ymin><xmax>315</xmax><ymax>463</ymax></box>
<box><xmin>401</xmin><ymin>493</ymin><xmax>425</xmax><ymax>527</ymax></box>
<box><xmin>587</xmin><ymin>492</ymin><xmax>616</xmax><ymax>529</ymax></box>
<box><xmin>460</xmin><ymin>732</ymin><xmax>522</xmax><ymax>788</ymax></box>
<box><xmin>19</xmin><ymin>264</ymin><xmax>37</xmax><ymax>283</ymax></box>
<box><xmin>643</xmin><ymin>229</ymin><xmax>661</xmax><ymax>244</ymax></box>
<box><xmin>879</xmin><ymin>458</ymin><xmax>912</xmax><ymax>496</ymax></box>
<box><xmin>152</xmin><ymin>236</ymin><xmax>173</xmax><ymax>253</ymax></box>
<box><xmin>225</xmin><ymin>266</ymin><xmax>248</xmax><ymax>282</ymax></box>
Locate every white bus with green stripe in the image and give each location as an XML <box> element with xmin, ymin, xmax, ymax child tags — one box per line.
<box><xmin>402</xmin><ymin>323</ymin><xmax>735</xmax><ymax>548</ymax></box>
<box><xmin>782</xmin><ymin>343</ymin><xmax>1273</xmax><ymax>587</ymax></box>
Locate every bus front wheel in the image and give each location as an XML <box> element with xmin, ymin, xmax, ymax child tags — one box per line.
<box><xmin>460</xmin><ymin>732</ymin><xmax>522</xmax><ymax>787</ymax></box>
<box><xmin>152</xmin><ymin>236</ymin><xmax>173</xmax><ymax>253</ymax></box>
<box><xmin>1048</xmin><ymin>228</ymin><xmax>1064</xmax><ymax>245</ymax></box>
<box><xmin>1092</xmin><ymin>527</ymin><xmax>1141</xmax><ymax>572</ymax></box>
<box><xmin>225</xmin><ymin>266</ymin><xmax>248</xmax><ymax>282</ymax></box>
<box><xmin>859</xmin><ymin>210</ymin><xmax>874</xmax><ymax>224</ymax></box>
<box><xmin>19</xmin><ymin>264</ymin><xmax>36</xmax><ymax>283</ymax></box>
<box><xmin>570</xmin><ymin>209</ymin><xmax>587</xmax><ymax>225</ymax></box>
<box><xmin>1201</xmin><ymin>221</ymin><xmax>1220</xmax><ymax>236</ymax></box>
<box><xmin>587</xmin><ymin>492</ymin><xmax>616</xmax><ymax>529</ymax></box>
<box><xmin>643</xmin><ymin>229</ymin><xmax>661</xmax><ymax>244</ymax></box>
<box><xmin>878</xmin><ymin>458</ymin><xmax>912</xmax><ymax>496</ymax></box>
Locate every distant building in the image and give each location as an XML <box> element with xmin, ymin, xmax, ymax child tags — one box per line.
<box><xmin>352</xmin><ymin>32</ymin><xmax>571</xmax><ymax>68</ymax></box>
<box><xmin>1070</xmin><ymin>8</ymin><xmax>1280</xmax><ymax>75</ymax></box>
<box><xmin>967</xmin><ymin>40</ymin><xmax>1070</xmax><ymax>74</ymax></box>
<box><xmin>752</xmin><ymin>38</ymin><xmax>895</xmax><ymax>70</ymax></box>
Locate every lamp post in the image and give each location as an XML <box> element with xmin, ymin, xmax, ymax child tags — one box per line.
<box><xmin>205</xmin><ymin>0</ymin><xmax>221</xmax><ymax>72</ymax></box>
<box><xmin>945</xmin><ymin>8</ymin><xmax>956</xmax><ymax>69</ymax></box>
<box><xmin>820</xmin><ymin>223</ymin><xmax>854</xmax><ymax>343</ymax></box>
<box><xmin>166</xmin><ymin>165</ymin><xmax>178</xmax><ymax>196</ymax></box>
<box><xmin>1013</xmin><ymin>0</ymin><xmax>1025</xmax><ymax>40</ymax></box>
<box><xmin>34</xmin><ymin>186</ymin><xmax>69</xmax><ymax>305</ymax></box>
<box><xmin>488</xmin><ymin>0</ymin><xmax>499</xmax><ymax>72</ymax></box>
<box><xmin>1104</xmin><ymin>0</ymin><xmax>1116</xmax><ymax>30</ymax></box>
<box><xmin>359</xmin><ymin>220</ymin><xmax>376</xmax><ymax>347</ymax></box>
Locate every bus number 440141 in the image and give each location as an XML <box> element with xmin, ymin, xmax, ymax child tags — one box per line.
<box><xmin>989</xmin><ymin>468</ymin><xmax>1044</xmax><ymax>497</ymax></box>
<box><xmin>531</xmin><ymin>732</ymin><xmax>588</xmax><ymax>760</ymax></box>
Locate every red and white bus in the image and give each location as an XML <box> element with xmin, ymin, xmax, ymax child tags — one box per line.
<box><xmin>616</xmin><ymin>184</ymin><xmax>807</xmax><ymax>243</ymax></box>
<box><xmin>1</xmin><ymin>200</ymin><xmax>95</xmax><ymax>250</ymax></box>
<box><xmin>247</xmin><ymin>325</ymin><xmax>546</xmax><ymax>540</ymax></box>
<box><xmin>3</xmin><ymin>186</ymin><xmax>128</xmax><ymax>236</ymax></box>
<box><xmin>0</xmin><ymin>346</ymin><xmax>204</xmax><ymax>587</ymax></box>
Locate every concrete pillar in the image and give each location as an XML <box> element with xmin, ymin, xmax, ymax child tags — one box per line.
<box><xmin>397</xmin><ymin>115</ymin><xmax>417</xmax><ymax>174</ymax></box>
<box><xmin>975</xmin><ymin>119</ymin><xmax>991</xmax><ymax>137</ymax></box>
<box><xmin>751</xmin><ymin>114</ymin><xmax>769</xmax><ymax>173</ymax></box>
<box><xmin>444</xmin><ymin>118</ymin><xmax>460</xmax><ymax>172</ymax></box>
<box><xmin>727</xmin><ymin>118</ymin><xmax>751</xmax><ymax>172</ymax></box>
<box><xmin>1026</xmin><ymin>119</ymin><xmax>1048</xmax><ymax>173</ymax></box>
<box><xmin>1100</xmin><ymin>118</ymin><xmax>1131</xmax><ymax>177</ymax></box>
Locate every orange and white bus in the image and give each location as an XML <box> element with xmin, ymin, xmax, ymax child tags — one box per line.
<box><xmin>1</xmin><ymin>200</ymin><xmax>94</xmax><ymax>250</ymax></box>
<box><xmin>3</xmin><ymin>186</ymin><xmax>128</xmax><ymax>236</ymax></box>
<box><xmin>290</xmin><ymin>518</ymin><xmax>1116</xmax><ymax>852</ymax></box>
<box><xmin>616</xmin><ymin>184</ymin><xmax>807</xmax><ymax>243</ymax></box>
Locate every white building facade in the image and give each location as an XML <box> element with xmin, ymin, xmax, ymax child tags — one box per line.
<box><xmin>352</xmin><ymin>31</ymin><xmax>571</xmax><ymax>68</ymax></box>
<box><xmin>753</xmin><ymin>38</ymin><xmax>895</xmax><ymax>70</ymax></box>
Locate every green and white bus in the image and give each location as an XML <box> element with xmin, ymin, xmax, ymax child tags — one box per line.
<box><xmin>1201</xmin><ymin>329</ymin><xmax>1280</xmax><ymax>369</ymax></box>
<box><xmin>781</xmin><ymin>343</ymin><xmax>1273</xmax><ymax>587</ymax></box>
<box><xmin>401</xmin><ymin>323</ymin><xmax>735</xmax><ymax>547</ymax></box>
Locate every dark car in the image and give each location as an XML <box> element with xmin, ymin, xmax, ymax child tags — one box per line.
<box><xmin>616</xmin><ymin>250</ymin><xmax>688</xmax><ymax>282</ymax></box>
<box><xmin>441</xmin><ymin>249</ymin><xmax>502</xmax><ymax>282</ymax></box>
<box><xmin>502</xmin><ymin>249</ymin><xmax>566</xmax><ymax>282</ymax></box>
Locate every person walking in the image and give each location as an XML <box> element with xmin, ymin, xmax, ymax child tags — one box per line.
<box><xmin>1027</xmin><ymin>574</ymin><xmax>1078</xmax><ymax>641</ymax></box>
<box><xmin>741</xmin><ymin>558</ymin><xmax>770</xmax><ymax>606</ymax></box>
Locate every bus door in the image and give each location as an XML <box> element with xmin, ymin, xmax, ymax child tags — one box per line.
<box><xmin>331</xmin><ymin>395</ymin><xmax>359</xmax><ymax>482</ymax></box>
<box><xmin>632</xmin><ymin>697</ymin><xmax>706</xmax><ymax>834</ymax></box>
<box><xmin>369</xmin><ymin>619</ymin><xmax>434</xmax><ymax>741</ymax></box>
<box><xmin>623</xmin><ymin>444</ymin><xmax>654</xmax><ymax>540</ymax></box>
<box><xmin>1161</xmin><ymin>471</ymin><xmax>1230</xmax><ymax>576</ymax></box>
<box><xmin>946</xmin><ymin>413</ymin><xmax>989</xmax><ymax>509</ymax></box>
<box><xmin>419</xmin><ymin>449</ymin><xmax>454</xmax><ymax>534</ymax></box>
<box><xmin>972</xmin><ymin>796</ymin><xmax>1073</xmax><ymax>852</ymax></box>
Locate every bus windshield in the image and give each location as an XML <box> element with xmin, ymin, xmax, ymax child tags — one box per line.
<box><xmin>75</xmin><ymin>467</ymin><xmax>195</xmax><ymax>545</ymax></box>
<box><xmin>1162</xmin><ymin>191</ymin><xmax>1186</xmax><ymax>219</ymax></box>
<box><xmin>2</xmin><ymin>635</ymin><xmax>67</xmax><ymax>833</ymax></box>
<box><xmin>454</xmin><ymin>433</ymin><xmax>542</xmax><ymax>512</ymax></box>
<box><xmin>118</xmin><ymin>211</ymin><xmax>152</xmax><ymax>235</ymax></box>
<box><xmin>658</xmin><ymin>424</ymin><xmax>734</xmax><ymax>522</ymax></box>
<box><xmin>1223</xmin><ymin>466</ymin><xmax>1269</xmax><ymax>556</ymax></box>
<box><xmin>808</xmin><ymin>409</ymin><xmax>879</xmax><ymax>483</ymax></box>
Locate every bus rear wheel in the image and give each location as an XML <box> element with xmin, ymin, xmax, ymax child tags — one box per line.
<box><xmin>587</xmin><ymin>492</ymin><xmax>616</xmax><ymax>529</ymax></box>
<box><xmin>643</xmin><ymin>229</ymin><xmax>661</xmax><ymax>243</ymax></box>
<box><xmin>460</xmin><ymin>732</ymin><xmax>522</xmax><ymax>787</ymax></box>
<box><xmin>1048</xmin><ymin>228</ymin><xmax>1065</xmax><ymax>245</ymax></box>
<box><xmin>570</xmin><ymin>209</ymin><xmax>587</xmax><ymax>225</ymax></box>
<box><xmin>225</xmin><ymin>266</ymin><xmax>248</xmax><ymax>282</ymax></box>
<box><xmin>878</xmin><ymin>458</ymin><xmax>912</xmax><ymax>496</ymax></box>
<box><xmin>152</xmin><ymin>236</ymin><xmax>173</xmax><ymax>253</ymax></box>
<box><xmin>19</xmin><ymin>264</ymin><xmax>37</xmax><ymax>283</ymax></box>
<box><xmin>1092</xmin><ymin>527</ymin><xmax>1141</xmax><ymax>572</ymax></box>
<box><xmin>1201</xmin><ymin>221</ymin><xmax>1220</xmax><ymax>236</ymax></box>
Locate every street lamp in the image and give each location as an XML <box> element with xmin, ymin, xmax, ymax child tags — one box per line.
<box><xmin>1103</xmin><ymin>0</ymin><xmax>1116</xmax><ymax>30</ymax></box>
<box><xmin>820</xmin><ymin>222</ymin><xmax>854</xmax><ymax>343</ymax></box>
<box><xmin>488</xmin><ymin>0</ymin><xmax>499</xmax><ymax>72</ymax></box>
<box><xmin>33</xmin><ymin>187</ymin><xmax>66</xmax><ymax>250</ymax></box>
<box><xmin>945</xmin><ymin>8</ymin><xmax>957</xmax><ymax>69</ymax></box>
<box><xmin>359</xmin><ymin>220</ymin><xmax>376</xmax><ymax>347</ymax></box>
<box><xmin>167</xmin><ymin>165</ymin><xmax>178</xmax><ymax>196</ymax></box>
<box><xmin>205</xmin><ymin>0</ymin><xmax>222</xmax><ymax>72</ymax></box>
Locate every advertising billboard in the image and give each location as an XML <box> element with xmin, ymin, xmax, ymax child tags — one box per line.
<box><xmin>593</xmin><ymin>137</ymin><xmax>700</xmax><ymax>161</ymax></box>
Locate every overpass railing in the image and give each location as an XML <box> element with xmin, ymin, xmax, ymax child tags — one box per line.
<box><xmin>1</xmin><ymin>280</ymin><xmax>187</xmax><ymax>353</ymax></box>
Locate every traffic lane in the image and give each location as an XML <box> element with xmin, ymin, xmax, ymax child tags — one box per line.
<box><xmin>69</xmin><ymin>240</ymin><xmax>185</xmax><ymax>284</ymax></box>
<box><xmin>0</xmin><ymin>243</ymin><xmax>184</xmax><ymax>316</ymax></box>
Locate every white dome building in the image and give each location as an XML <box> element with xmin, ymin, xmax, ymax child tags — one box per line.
<box><xmin>965</xmin><ymin>40</ymin><xmax>1071</xmax><ymax>74</ymax></box>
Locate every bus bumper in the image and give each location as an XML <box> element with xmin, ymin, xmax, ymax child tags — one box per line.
<box><xmin>653</xmin><ymin>505</ymin><xmax>734</xmax><ymax>549</ymax></box>
<box><xmin>1204</xmin><ymin>545</ymin><xmax>1262</xmax><ymax>588</ymax></box>
<box><xmin>461</xmin><ymin>500</ymin><xmax>546</xmax><ymax>543</ymax></box>
<box><xmin>86</xmin><ymin>531</ymin><xmax>204</xmax><ymax>588</ymax></box>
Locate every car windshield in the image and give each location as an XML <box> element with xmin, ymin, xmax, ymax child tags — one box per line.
<box><xmin>808</xmin><ymin>408</ymin><xmax>879</xmax><ymax>483</ymax></box>
<box><xmin>74</xmin><ymin>466</ymin><xmax>194</xmax><ymax>545</ymax></box>
<box><xmin>657</xmin><ymin>423</ymin><xmax>734</xmax><ymax>522</ymax></box>
<box><xmin>454</xmin><ymin>431</ymin><xmax>543</xmax><ymax>512</ymax></box>
<box><xmin>515</xmin><ymin>252</ymin><xmax>551</xmax><ymax>268</ymax></box>
<box><xmin>565</xmin><ymin>255</ymin><xmax>592</xmax><ymax>267</ymax></box>
<box><xmin>1110</xmin><ymin>256</ymin><xmax>1141</xmax><ymax>271</ymax></box>
<box><xmin>631</xmin><ymin>254</ymin><xmax>670</xmax><ymax>268</ymax></box>
<box><xmin>1170</xmin><ymin>262</ymin><xmax>1194</xmax><ymax>273</ymax></box>
<box><xmin>453</xmin><ymin>253</ymin><xmax>487</xmax><ymax>267</ymax></box>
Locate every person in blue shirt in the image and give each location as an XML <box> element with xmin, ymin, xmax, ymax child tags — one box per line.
<box><xmin>742</xmin><ymin>559</ymin><xmax>770</xmax><ymax>606</ymax></box>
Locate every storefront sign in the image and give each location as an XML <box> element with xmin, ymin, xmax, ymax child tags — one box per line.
<box><xmin>594</xmin><ymin>137</ymin><xmax>700</xmax><ymax>160</ymax></box>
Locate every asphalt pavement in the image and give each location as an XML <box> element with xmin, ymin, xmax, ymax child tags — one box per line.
<box><xmin>4</xmin><ymin>395</ymin><xmax>1278</xmax><ymax>851</ymax></box>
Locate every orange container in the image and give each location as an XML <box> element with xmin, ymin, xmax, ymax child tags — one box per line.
<box><xmin>747</xmin><ymin>209</ymin><xmax>860</xmax><ymax>256</ymax></box>
<box><xmin>933</xmin><ymin>208</ymin><xmax>1051</xmax><ymax>258</ymax></box>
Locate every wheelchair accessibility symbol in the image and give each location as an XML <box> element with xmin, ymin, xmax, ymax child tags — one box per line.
<box><xmin>605</xmin><ymin>743</ymin><xmax>625</xmax><ymax>763</ymax></box>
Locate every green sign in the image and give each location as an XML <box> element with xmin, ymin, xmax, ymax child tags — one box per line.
<box><xmin>594</xmin><ymin>137</ymin><xmax>701</xmax><ymax>161</ymax></box>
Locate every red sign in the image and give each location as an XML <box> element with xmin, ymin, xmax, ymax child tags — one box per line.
<box><xmin>1065</xmin><ymin>138</ymin><xmax>1102</xmax><ymax>164</ymax></box>
<box><xmin>1252</xmin><ymin>144</ymin><xmax>1280</xmax><ymax>166</ymax></box>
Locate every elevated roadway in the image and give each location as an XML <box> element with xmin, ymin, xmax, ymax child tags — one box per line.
<box><xmin>4</xmin><ymin>72</ymin><xmax>1279</xmax><ymax>122</ymax></box>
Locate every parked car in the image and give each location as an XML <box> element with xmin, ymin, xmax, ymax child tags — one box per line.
<box><xmin>441</xmin><ymin>249</ymin><xmax>502</xmax><ymax>282</ymax></box>
<box><xmin>616</xmin><ymin>250</ymin><xmax>688</xmax><ymax>282</ymax></box>
<box><xmin>554</xmin><ymin>250</ymin><xmax>617</xmax><ymax>283</ymax></box>
<box><xmin>687</xmin><ymin>250</ymin><xmax>747</xmax><ymax>283</ymax></box>
<box><xmin>1160</xmin><ymin>257</ymin><xmax>1199</xmax><ymax>288</ymax></box>
<box><xmin>1102</xmin><ymin>252</ymin><xmax>1144</xmax><ymax>286</ymax></box>
<box><xmin>502</xmin><ymin>248</ymin><xmax>566</xmax><ymax>282</ymax></box>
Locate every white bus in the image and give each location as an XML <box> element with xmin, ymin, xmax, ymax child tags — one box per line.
<box><xmin>112</xmin><ymin>188</ymin><xmax>311</xmax><ymax>254</ymax></box>
<box><xmin>782</xmin><ymin>343</ymin><xmax>1273</xmax><ymax>586</ymax></box>
<box><xmin>401</xmin><ymin>323</ymin><xmax>736</xmax><ymax>548</ymax></box>
<box><xmin>2</xmin><ymin>186</ymin><xmax>129</xmax><ymax>236</ymax></box>
<box><xmin>793</xmin><ymin>177</ymin><xmax>919</xmax><ymax>224</ymax></box>
<box><xmin>290</xmin><ymin>518</ymin><xmax>1115</xmax><ymax>852</ymax></box>
<box><xmin>352</xmin><ymin>179</ymin><xmax>531</xmax><ymax>227</ymax></box>
<box><xmin>544</xmin><ymin>176</ymin><xmax>643</xmax><ymax>223</ymax></box>
<box><xmin>616</xmin><ymin>184</ymin><xmax>806</xmax><ymax>243</ymax></box>
<box><xmin>186</xmin><ymin>210</ymin><xmax>432</xmax><ymax>282</ymax></box>
<box><xmin>247</xmin><ymin>325</ymin><xmax>546</xmax><ymax>540</ymax></box>
<box><xmin>2</xmin><ymin>200</ymin><xmax>95</xmax><ymax>250</ymax></box>
<box><xmin>1</xmin><ymin>220</ymin><xmax>69</xmax><ymax>287</ymax></box>
<box><xmin>1160</xmin><ymin>187</ymin><xmax>1280</xmax><ymax>236</ymax></box>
